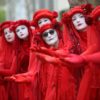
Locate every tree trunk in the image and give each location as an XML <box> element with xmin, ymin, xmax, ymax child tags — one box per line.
<box><xmin>68</xmin><ymin>0</ymin><xmax>99</xmax><ymax>8</ymax></box>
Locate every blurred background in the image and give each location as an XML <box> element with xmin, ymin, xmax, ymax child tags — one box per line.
<box><xmin>0</xmin><ymin>0</ymin><xmax>100</xmax><ymax>22</ymax></box>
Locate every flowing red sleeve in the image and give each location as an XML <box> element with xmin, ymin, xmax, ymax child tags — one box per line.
<box><xmin>82</xmin><ymin>52</ymin><xmax>100</xmax><ymax>64</ymax></box>
<box><xmin>0</xmin><ymin>55</ymin><xmax>17</xmax><ymax>76</ymax></box>
<box><xmin>82</xmin><ymin>25</ymin><xmax>100</xmax><ymax>56</ymax></box>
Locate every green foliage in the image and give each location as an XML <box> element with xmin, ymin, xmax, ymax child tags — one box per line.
<box><xmin>0</xmin><ymin>9</ymin><xmax>6</xmax><ymax>23</ymax></box>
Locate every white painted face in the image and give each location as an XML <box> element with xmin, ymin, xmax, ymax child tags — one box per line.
<box><xmin>42</xmin><ymin>29</ymin><xmax>59</xmax><ymax>46</ymax></box>
<box><xmin>4</xmin><ymin>28</ymin><xmax>15</xmax><ymax>43</ymax></box>
<box><xmin>38</xmin><ymin>18</ymin><xmax>51</xmax><ymax>28</ymax></box>
<box><xmin>72</xmin><ymin>13</ymin><xmax>88</xmax><ymax>31</ymax></box>
<box><xmin>16</xmin><ymin>25</ymin><xmax>29</xmax><ymax>39</ymax></box>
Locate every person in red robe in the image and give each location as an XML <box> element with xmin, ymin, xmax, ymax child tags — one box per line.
<box><xmin>61</xmin><ymin>5</ymin><xmax>91</xmax><ymax>98</ymax></box>
<box><xmin>7</xmin><ymin>20</ymin><xmax>34</xmax><ymax>100</ymax></box>
<box><xmin>0</xmin><ymin>21</ymin><xmax>18</xmax><ymax>100</ymax></box>
<box><xmin>77</xmin><ymin>5</ymin><xmax>100</xmax><ymax>100</ymax></box>
<box><xmin>61</xmin><ymin>5</ymin><xmax>100</xmax><ymax>100</ymax></box>
<box><xmin>31</xmin><ymin>22</ymin><xmax>77</xmax><ymax>100</ymax></box>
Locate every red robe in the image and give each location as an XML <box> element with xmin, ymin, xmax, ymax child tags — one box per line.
<box><xmin>77</xmin><ymin>22</ymin><xmax>100</xmax><ymax>100</ymax></box>
<box><xmin>11</xmin><ymin>20</ymin><xmax>33</xmax><ymax>100</ymax></box>
<box><xmin>62</xmin><ymin>21</ymin><xmax>87</xmax><ymax>100</ymax></box>
<box><xmin>0</xmin><ymin>34</ymin><xmax>18</xmax><ymax>100</ymax></box>
<box><xmin>16</xmin><ymin>33</ymin><xmax>34</xmax><ymax>100</ymax></box>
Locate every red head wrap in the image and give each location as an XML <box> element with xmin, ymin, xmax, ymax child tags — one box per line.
<box><xmin>62</xmin><ymin>6</ymin><xmax>87</xmax><ymax>54</ymax></box>
<box><xmin>12</xmin><ymin>19</ymin><xmax>32</xmax><ymax>41</ymax></box>
<box><xmin>91</xmin><ymin>6</ymin><xmax>100</xmax><ymax>21</ymax></box>
<box><xmin>32</xmin><ymin>9</ymin><xmax>58</xmax><ymax>28</ymax></box>
<box><xmin>14</xmin><ymin>20</ymin><xmax>30</xmax><ymax>31</ymax></box>
<box><xmin>33</xmin><ymin>22</ymin><xmax>62</xmax><ymax>48</ymax></box>
<box><xmin>0</xmin><ymin>21</ymin><xmax>14</xmax><ymax>36</ymax></box>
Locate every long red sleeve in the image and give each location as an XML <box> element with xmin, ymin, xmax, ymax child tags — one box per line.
<box><xmin>0</xmin><ymin>55</ymin><xmax>17</xmax><ymax>76</ymax></box>
<box><xmin>82</xmin><ymin>52</ymin><xmax>100</xmax><ymax>64</ymax></box>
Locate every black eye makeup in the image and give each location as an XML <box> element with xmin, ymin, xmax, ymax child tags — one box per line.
<box><xmin>72</xmin><ymin>15</ymin><xmax>76</xmax><ymax>21</ymax></box>
<box><xmin>42</xmin><ymin>30</ymin><xmax>54</xmax><ymax>37</ymax></box>
<box><xmin>4</xmin><ymin>32</ymin><xmax>8</xmax><ymax>35</ymax></box>
<box><xmin>38</xmin><ymin>21</ymin><xmax>42</xmax><ymax>24</ymax></box>
<box><xmin>16</xmin><ymin>29</ymin><xmax>20</xmax><ymax>33</ymax></box>
<box><xmin>72</xmin><ymin>18</ymin><xmax>76</xmax><ymax>21</ymax></box>
<box><xmin>44</xmin><ymin>19</ymin><xmax>48</xmax><ymax>22</ymax></box>
<box><xmin>79</xmin><ymin>14</ymin><xmax>84</xmax><ymax>18</ymax></box>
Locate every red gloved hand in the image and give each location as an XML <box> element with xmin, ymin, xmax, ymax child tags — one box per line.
<box><xmin>30</xmin><ymin>46</ymin><xmax>40</xmax><ymax>52</ymax></box>
<box><xmin>4</xmin><ymin>76</ymin><xmax>16</xmax><ymax>81</ymax></box>
<box><xmin>36</xmin><ymin>47</ymin><xmax>67</xmax><ymax>58</ymax></box>
<box><xmin>17</xmin><ymin>73</ymin><xmax>35</xmax><ymax>83</ymax></box>
<box><xmin>5</xmin><ymin>73</ymin><xmax>32</xmax><ymax>83</ymax></box>
<box><xmin>60</xmin><ymin>54</ymin><xmax>86</xmax><ymax>67</ymax></box>
<box><xmin>36</xmin><ymin>52</ymin><xmax>59</xmax><ymax>64</ymax></box>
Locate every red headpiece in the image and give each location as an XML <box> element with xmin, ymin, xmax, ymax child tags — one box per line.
<box><xmin>62</xmin><ymin>4</ymin><xmax>93</xmax><ymax>24</ymax></box>
<box><xmin>91</xmin><ymin>6</ymin><xmax>100</xmax><ymax>21</ymax></box>
<box><xmin>0</xmin><ymin>21</ymin><xmax>14</xmax><ymax>35</ymax></box>
<box><xmin>0</xmin><ymin>21</ymin><xmax>16</xmax><ymax>52</ymax></box>
<box><xmin>62</xmin><ymin>5</ymin><xmax>88</xmax><ymax>54</ymax></box>
<box><xmin>32</xmin><ymin>9</ymin><xmax>58</xmax><ymax>27</ymax></box>
<box><xmin>90</xmin><ymin>6</ymin><xmax>100</xmax><ymax>33</ymax></box>
<box><xmin>12</xmin><ymin>19</ymin><xmax>32</xmax><ymax>38</ymax></box>
<box><xmin>11</xmin><ymin>19</ymin><xmax>33</xmax><ymax>51</ymax></box>
<box><xmin>14</xmin><ymin>20</ymin><xmax>30</xmax><ymax>30</ymax></box>
<box><xmin>62</xmin><ymin>6</ymin><xmax>85</xmax><ymax>24</ymax></box>
<box><xmin>0</xmin><ymin>21</ymin><xmax>17</xmax><ymax>70</ymax></box>
<box><xmin>81</xmin><ymin>3</ymin><xmax>94</xmax><ymax>15</ymax></box>
<box><xmin>33</xmin><ymin>22</ymin><xmax>62</xmax><ymax>48</ymax></box>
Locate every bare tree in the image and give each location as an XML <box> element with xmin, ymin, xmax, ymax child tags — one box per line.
<box><xmin>94</xmin><ymin>0</ymin><xmax>100</xmax><ymax>6</ymax></box>
<box><xmin>68</xmin><ymin>0</ymin><xmax>100</xmax><ymax>8</ymax></box>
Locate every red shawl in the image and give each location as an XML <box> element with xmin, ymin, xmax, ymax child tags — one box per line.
<box><xmin>13</xmin><ymin>20</ymin><xmax>33</xmax><ymax>73</ymax></box>
<box><xmin>77</xmin><ymin>6</ymin><xmax>100</xmax><ymax>100</ymax></box>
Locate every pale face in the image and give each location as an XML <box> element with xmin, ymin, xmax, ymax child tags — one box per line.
<box><xmin>4</xmin><ymin>28</ymin><xmax>15</xmax><ymax>43</ymax></box>
<box><xmin>42</xmin><ymin>29</ymin><xmax>59</xmax><ymax>46</ymax></box>
<box><xmin>16</xmin><ymin>25</ymin><xmax>29</xmax><ymax>39</ymax></box>
<box><xmin>38</xmin><ymin>18</ymin><xmax>51</xmax><ymax>28</ymax></box>
<box><xmin>72</xmin><ymin>13</ymin><xmax>88</xmax><ymax>31</ymax></box>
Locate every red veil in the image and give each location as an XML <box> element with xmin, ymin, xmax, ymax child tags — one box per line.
<box><xmin>62</xmin><ymin>5</ymin><xmax>89</xmax><ymax>97</ymax></box>
<box><xmin>32</xmin><ymin>9</ymin><xmax>58</xmax><ymax>29</ymax></box>
<box><xmin>77</xmin><ymin>6</ymin><xmax>100</xmax><ymax>100</ymax></box>
<box><xmin>0</xmin><ymin>21</ymin><xmax>17</xmax><ymax>100</ymax></box>
<box><xmin>28</xmin><ymin>22</ymin><xmax>77</xmax><ymax>100</ymax></box>
<box><xmin>0</xmin><ymin>21</ymin><xmax>17</xmax><ymax>75</ymax></box>
<box><xmin>11</xmin><ymin>20</ymin><xmax>33</xmax><ymax>100</ymax></box>
<box><xmin>13</xmin><ymin>20</ymin><xmax>33</xmax><ymax>73</ymax></box>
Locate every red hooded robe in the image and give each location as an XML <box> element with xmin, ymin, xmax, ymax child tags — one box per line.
<box><xmin>0</xmin><ymin>21</ymin><xmax>18</xmax><ymax>100</ymax></box>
